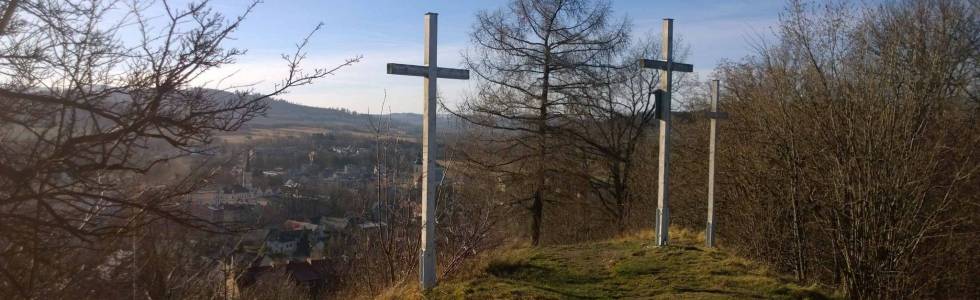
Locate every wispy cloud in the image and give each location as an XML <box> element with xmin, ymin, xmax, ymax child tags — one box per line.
<box><xmin>191</xmin><ymin>0</ymin><xmax>786</xmax><ymax>113</ymax></box>
<box><xmin>196</xmin><ymin>44</ymin><xmax>471</xmax><ymax>114</ymax></box>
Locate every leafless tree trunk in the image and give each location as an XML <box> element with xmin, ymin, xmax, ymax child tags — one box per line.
<box><xmin>0</xmin><ymin>0</ymin><xmax>18</xmax><ymax>35</ymax></box>
<box><xmin>452</xmin><ymin>0</ymin><xmax>628</xmax><ymax>246</ymax></box>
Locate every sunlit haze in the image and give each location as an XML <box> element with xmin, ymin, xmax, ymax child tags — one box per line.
<box><xmin>189</xmin><ymin>0</ymin><xmax>787</xmax><ymax>113</ymax></box>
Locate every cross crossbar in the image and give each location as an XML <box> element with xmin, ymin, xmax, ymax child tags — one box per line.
<box><xmin>387</xmin><ymin>63</ymin><xmax>469</xmax><ymax>80</ymax></box>
<box><xmin>639</xmin><ymin>59</ymin><xmax>694</xmax><ymax>73</ymax></box>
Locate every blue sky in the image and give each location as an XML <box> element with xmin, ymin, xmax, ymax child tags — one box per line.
<box><xmin>191</xmin><ymin>0</ymin><xmax>789</xmax><ymax>113</ymax></box>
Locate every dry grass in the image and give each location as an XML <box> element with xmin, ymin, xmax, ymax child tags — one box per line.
<box><xmin>376</xmin><ymin>280</ymin><xmax>422</xmax><ymax>300</ymax></box>
<box><xmin>422</xmin><ymin>227</ymin><xmax>836</xmax><ymax>299</ymax></box>
<box><xmin>217</xmin><ymin>126</ymin><xmax>328</xmax><ymax>144</ymax></box>
<box><xmin>218</xmin><ymin>126</ymin><xmax>418</xmax><ymax>144</ymax></box>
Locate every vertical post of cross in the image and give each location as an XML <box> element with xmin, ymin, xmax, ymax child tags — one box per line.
<box><xmin>385</xmin><ymin>13</ymin><xmax>489</xmax><ymax>290</ymax></box>
<box><xmin>654</xmin><ymin>18</ymin><xmax>674</xmax><ymax>247</ymax></box>
<box><xmin>638</xmin><ymin>18</ymin><xmax>693</xmax><ymax>246</ymax></box>
<box><xmin>704</xmin><ymin>79</ymin><xmax>729</xmax><ymax>248</ymax></box>
<box><xmin>706</xmin><ymin>80</ymin><xmax>719</xmax><ymax>248</ymax></box>
<box><xmin>639</xmin><ymin>18</ymin><xmax>692</xmax><ymax>247</ymax></box>
<box><xmin>419</xmin><ymin>12</ymin><xmax>438</xmax><ymax>291</ymax></box>
<box><xmin>389</xmin><ymin>12</ymin><xmax>468</xmax><ymax>291</ymax></box>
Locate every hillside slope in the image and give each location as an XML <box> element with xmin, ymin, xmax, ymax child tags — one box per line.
<box><xmin>254</xmin><ymin>99</ymin><xmax>382</xmax><ymax>127</ymax></box>
<box><xmin>424</xmin><ymin>229</ymin><xmax>835</xmax><ymax>299</ymax></box>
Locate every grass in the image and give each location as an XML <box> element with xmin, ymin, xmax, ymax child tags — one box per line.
<box><xmin>420</xmin><ymin>228</ymin><xmax>835</xmax><ymax>299</ymax></box>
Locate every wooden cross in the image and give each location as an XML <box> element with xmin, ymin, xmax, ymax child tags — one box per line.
<box><xmin>705</xmin><ymin>80</ymin><xmax>728</xmax><ymax>248</ymax></box>
<box><xmin>638</xmin><ymin>18</ymin><xmax>694</xmax><ymax>247</ymax></box>
<box><xmin>386</xmin><ymin>12</ymin><xmax>469</xmax><ymax>291</ymax></box>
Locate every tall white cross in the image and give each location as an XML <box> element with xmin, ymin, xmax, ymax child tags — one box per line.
<box><xmin>639</xmin><ymin>18</ymin><xmax>693</xmax><ymax>247</ymax></box>
<box><xmin>386</xmin><ymin>12</ymin><xmax>469</xmax><ymax>291</ymax></box>
<box><xmin>705</xmin><ymin>79</ymin><xmax>728</xmax><ymax>248</ymax></box>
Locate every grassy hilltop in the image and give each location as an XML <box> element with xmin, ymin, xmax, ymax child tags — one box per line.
<box><xmin>384</xmin><ymin>228</ymin><xmax>836</xmax><ymax>299</ymax></box>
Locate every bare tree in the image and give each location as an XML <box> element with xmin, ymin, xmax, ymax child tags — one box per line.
<box><xmin>0</xmin><ymin>0</ymin><xmax>358</xmax><ymax>298</ymax></box>
<box><xmin>454</xmin><ymin>0</ymin><xmax>628</xmax><ymax>246</ymax></box>
<box><xmin>361</xmin><ymin>98</ymin><xmax>420</xmax><ymax>290</ymax></box>
<box><xmin>718</xmin><ymin>0</ymin><xmax>979</xmax><ymax>297</ymax></box>
<box><xmin>559</xmin><ymin>34</ymin><xmax>693</xmax><ymax>233</ymax></box>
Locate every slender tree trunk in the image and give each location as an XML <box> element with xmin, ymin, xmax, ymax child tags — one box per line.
<box><xmin>531</xmin><ymin>190</ymin><xmax>543</xmax><ymax>246</ymax></box>
<box><xmin>790</xmin><ymin>192</ymin><xmax>807</xmax><ymax>282</ymax></box>
<box><xmin>531</xmin><ymin>99</ymin><xmax>547</xmax><ymax>246</ymax></box>
<box><xmin>0</xmin><ymin>0</ymin><xmax>18</xmax><ymax>35</ymax></box>
<box><xmin>613</xmin><ymin>162</ymin><xmax>627</xmax><ymax>234</ymax></box>
<box><xmin>531</xmin><ymin>49</ymin><xmax>551</xmax><ymax>246</ymax></box>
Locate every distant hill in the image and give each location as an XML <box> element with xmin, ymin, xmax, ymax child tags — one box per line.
<box><xmin>248</xmin><ymin>98</ymin><xmax>460</xmax><ymax>136</ymax></box>
<box><xmin>250</xmin><ymin>99</ymin><xmax>418</xmax><ymax>130</ymax></box>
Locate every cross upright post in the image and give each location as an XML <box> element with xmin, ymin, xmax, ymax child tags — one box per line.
<box><xmin>705</xmin><ymin>79</ymin><xmax>728</xmax><ymax>248</ymax></box>
<box><xmin>420</xmin><ymin>12</ymin><xmax>438</xmax><ymax>290</ymax></box>
<box><xmin>386</xmin><ymin>12</ymin><xmax>469</xmax><ymax>291</ymax></box>
<box><xmin>638</xmin><ymin>18</ymin><xmax>693</xmax><ymax>247</ymax></box>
